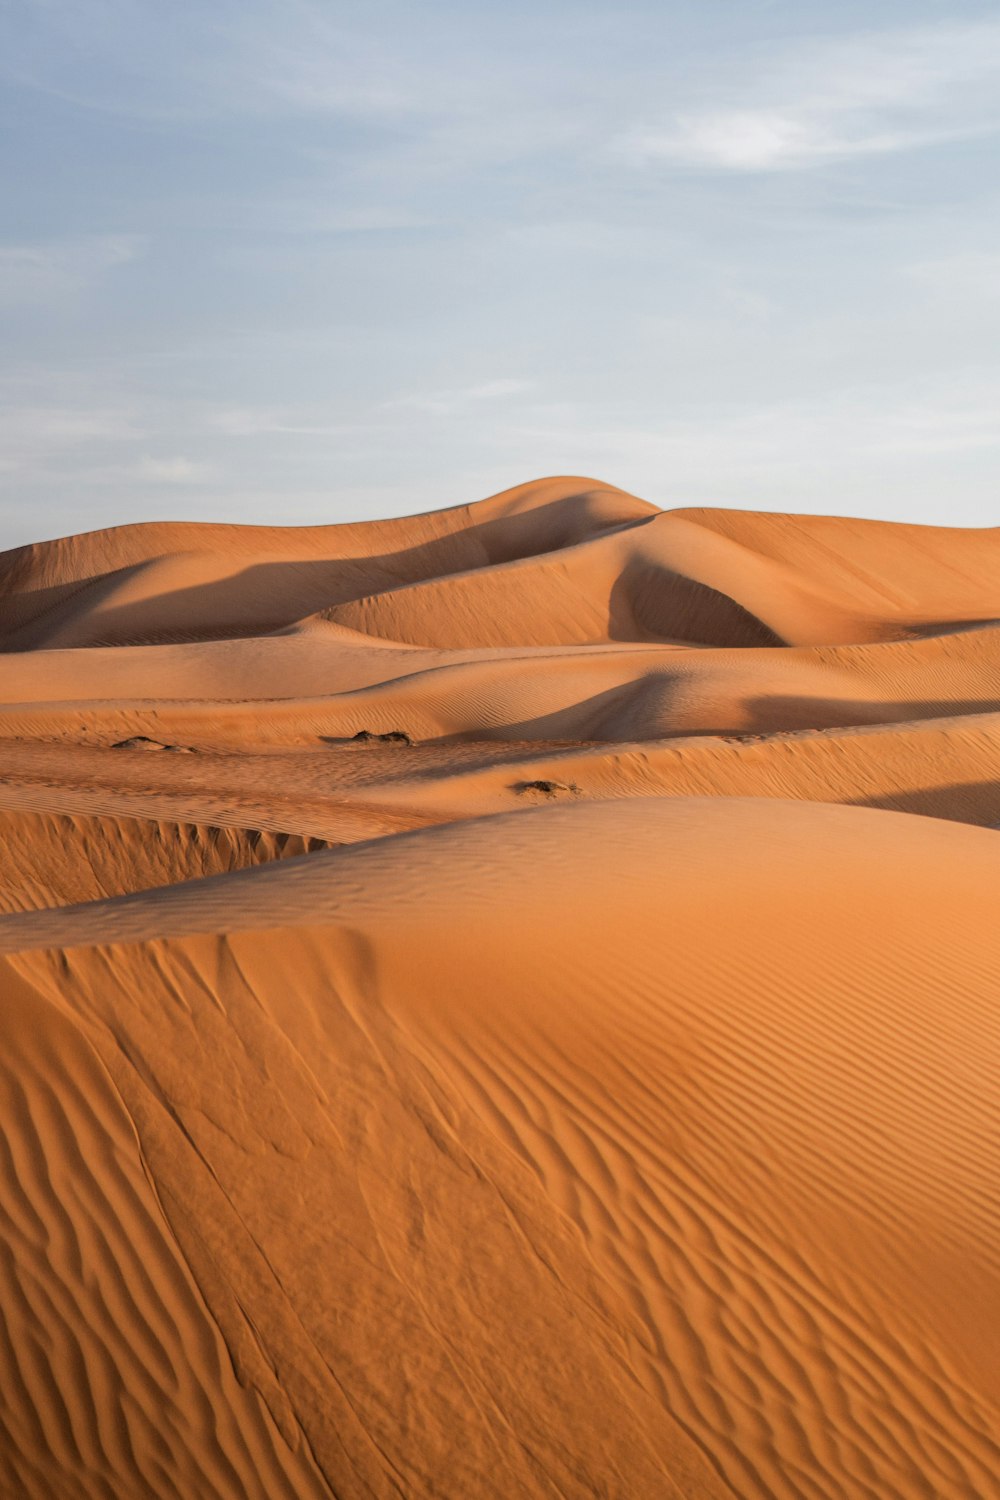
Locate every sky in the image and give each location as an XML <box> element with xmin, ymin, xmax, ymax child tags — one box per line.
<box><xmin>2</xmin><ymin>0</ymin><xmax>1000</xmax><ymax>544</ymax></box>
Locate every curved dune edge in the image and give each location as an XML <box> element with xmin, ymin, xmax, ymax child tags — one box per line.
<box><xmin>0</xmin><ymin>807</ymin><xmax>333</xmax><ymax>913</ymax></box>
<box><xmin>1</xmin><ymin>799</ymin><xmax>999</xmax><ymax>1499</ymax></box>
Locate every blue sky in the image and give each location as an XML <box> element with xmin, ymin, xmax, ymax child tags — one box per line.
<box><xmin>2</xmin><ymin>0</ymin><xmax>1000</xmax><ymax>543</ymax></box>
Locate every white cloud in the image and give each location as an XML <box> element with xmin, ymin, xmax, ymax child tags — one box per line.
<box><xmin>617</xmin><ymin>21</ymin><xmax>1000</xmax><ymax>172</ymax></box>
<box><xmin>624</xmin><ymin>112</ymin><xmax>913</xmax><ymax>173</ymax></box>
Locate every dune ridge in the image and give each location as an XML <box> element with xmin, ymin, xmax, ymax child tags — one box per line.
<box><xmin>0</xmin><ymin>477</ymin><xmax>998</xmax><ymax>1499</ymax></box>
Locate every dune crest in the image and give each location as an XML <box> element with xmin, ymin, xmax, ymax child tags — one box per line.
<box><xmin>0</xmin><ymin>478</ymin><xmax>998</xmax><ymax>1498</ymax></box>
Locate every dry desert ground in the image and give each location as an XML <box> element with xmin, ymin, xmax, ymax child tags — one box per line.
<box><xmin>0</xmin><ymin>476</ymin><xmax>999</xmax><ymax>1499</ymax></box>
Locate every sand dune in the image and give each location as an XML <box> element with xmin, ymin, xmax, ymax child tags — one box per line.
<box><xmin>5</xmin><ymin>483</ymin><xmax>998</xmax><ymax>653</ymax></box>
<box><xmin>1</xmin><ymin>478</ymin><xmax>998</xmax><ymax>1498</ymax></box>
<box><xmin>0</xmin><ymin>623</ymin><xmax>997</xmax><ymax>748</ymax></box>
<box><xmin>2</xmin><ymin>801</ymin><xmax>999</xmax><ymax>1499</ymax></box>
<box><xmin>0</xmin><ymin>479</ymin><xmax>653</xmax><ymax>650</ymax></box>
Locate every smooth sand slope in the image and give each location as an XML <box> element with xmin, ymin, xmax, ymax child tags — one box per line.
<box><xmin>0</xmin><ymin>477</ymin><xmax>999</xmax><ymax>1499</ymax></box>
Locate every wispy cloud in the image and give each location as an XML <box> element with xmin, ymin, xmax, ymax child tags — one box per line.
<box><xmin>905</xmin><ymin>251</ymin><xmax>1000</xmax><ymax>301</ymax></box>
<box><xmin>503</xmin><ymin>369</ymin><xmax>1000</xmax><ymax>521</ymax></box>
<box><xmin>131</xmin><ymin>455</ymin><xmax>215</xmax><ymax>483</ymax></box>
<box><xmin>384</xmin><ymin>379</ymin><xmax>534</xmax><ymax>417</ymax></box>
<box><xmin>0</xmin><ymin>402</ymin><xmax>139</xmax><ymax>448</ymax></box>
<box><xmin>623</xmin><ymin>112</ymin><xmax>916</xmax><ymax>173</ymax></box>
<box><xmin>7</xmin><ymin>7</ymin><xmax>1000</xmax><ymax>184</ymax></box>
<box><xmin>617</xmin><ymin>21</ymin><xmax>1000</xmax><ymax>172</ymax></box>
<box><xmin>0</xmin><ymin>235</ymin><xmax>143</xmax><ymax>305</ymax></box>
<box><xmin>0</xmin><ymin>1</ymin><xmax>500</xmax><ymax>126</ymax></box>
<box><xmin>209</xmin><ymin>384</ymin><xmax>535</xmax><ymax>437</ymax></box>
<box><xmin>0</xmin><ymin>401</ymin><xmax>142</xmax><ymax>479</ymax></box>
<box><xmin>206</xmin><ymin>406</ymin><xmax>366</xmax><ymax>438</ymax></box>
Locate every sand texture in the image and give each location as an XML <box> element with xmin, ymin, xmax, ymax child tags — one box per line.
<box><xmin>0</xmin><ymin>476</ymin><xmax>998</xmax><ymax>1499</ymax></box>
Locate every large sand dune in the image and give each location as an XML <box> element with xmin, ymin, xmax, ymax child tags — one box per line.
<box><xmin>0</xmin><ymin>478</ymin><xmax>998</xmax><ymax>1498</ymax></box>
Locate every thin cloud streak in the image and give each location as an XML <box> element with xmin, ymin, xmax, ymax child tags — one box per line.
<box><xmin>0</xmin><ymin>236</ymin><xmax>144</xmax><ymax>305</ymax></box>
<box><xmin>384</xmin><ymin>379</ymin><xmax>535</xmax><ymax>416</ymax></box>
<box><xmin>617</xmin><ymin>20</ymin><xmax>1000</xmax><ymax>171</ymax></box>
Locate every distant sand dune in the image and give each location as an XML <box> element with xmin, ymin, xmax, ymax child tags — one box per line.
<box><xmin>0</xmin><ymin>479</ymin><xmax>653</xmax><ymax>650</ymax></box>
<box><xmin>1</xmin><ymin>479</ymin><xmax>998</xmax><ymax>1498</ymax></box>
<box><xmin>0</xmin><ymin>622</ymin><xmax>997</xmax><ymax>747</ymax></box>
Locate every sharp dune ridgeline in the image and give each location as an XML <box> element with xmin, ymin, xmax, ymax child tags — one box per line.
<box><xmin>0</xmin><ymin>475</ymin><xmax>999</xmax><ymax>1500</ymax></box>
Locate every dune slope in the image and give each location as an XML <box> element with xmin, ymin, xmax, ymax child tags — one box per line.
<box><xmin>3</xmin><ymin>801</ymin><xmax>1000</xmax><ymax>1500</ymax></box>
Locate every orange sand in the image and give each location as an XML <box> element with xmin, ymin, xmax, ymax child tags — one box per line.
<box><xmin>0</xmin><ymin>477</ymin><xmax>998</xmax><ymax>1498</ymax></box>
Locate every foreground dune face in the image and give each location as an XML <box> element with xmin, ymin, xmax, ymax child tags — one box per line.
<box><xmin>0</xmin><ymin>477</ymin><xmax>998</xmax><ymax>1499</ymax></box>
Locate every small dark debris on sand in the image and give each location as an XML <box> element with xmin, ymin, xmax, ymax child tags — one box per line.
<box><xmin>515</xmin><ymin>779</ymin><xmax>582</xmax><ymax>797</ymax></box>
<box><xmin>111</xmin><ymin>736</ymin><xmax>194</xmax><ymax>753</ymax></box>
<box><xmin>351</xmin><ymin>730</ymin><xmax>413</xmax><ymax>745</ymax></box>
